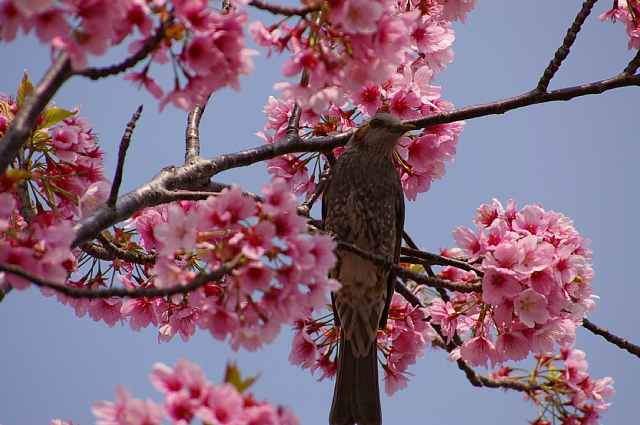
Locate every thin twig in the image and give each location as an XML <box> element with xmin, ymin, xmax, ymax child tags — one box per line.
<box><xmin>400</xmin><ymin>246</ymin><xmax>483</xmax><ymax>275</ymax></box>
<box><xmin>96</xmin><ymin>234</ymin><xmax>156</xmax><ymax>265</ymax></box>
<box><xmin>81</xmin><ymin>242</ymin><xmax>117</xmax><ymax>262</ymax></box>
<box><xmin>402</xmin><ymin>231</ymin><xmax>420</xmax><ymax>250</ymax></box>
<box><xmin>75</xmin><ymin>19</ymin><xmax>169</xmax><ymax>80</ymax></box>
<box><xmin>0</xmin><ymin>54</ymin><xmax>72</xmax><ymax>175</ymax></box>
<box><xmin>406</xmin><ymin>72</ymin><xmax>640</xmax><ymax>129</ymax></box>
<box><xmin>394</xmin><ymin>278</ymin><xmax>424</xmax><ymax>308</ymax></box>
<box><xmin>248</xmin><ymin>0</ymin><xmax>319</xmax><ymax>16</ymax></box>
<box><xmin>536</xmin><ymin>0</ymin><xmax>599</xmax><ymax>92</ymax></box>
<box><xmin>582</xmin><ymin>318</ymin><xmax>640</xmax><ymax>358</ymax></box>
<box><xmin>298</xmin><ymin>160</ymin><xmax>331</xmax><ymax>216</ymax></box>
<box><xmin>0</xmin><ymin>260</ymin><xmax>236</xmax><ymax>300</ymax></box>
<box><xmin>623</xmin><ymin>48</ymin><xmax>640</xmax><ymax>76</ymax></box>
<box><xmin>108</xmin><ymin>105</ymin><xmax>143</xmax><ymax>207</ymax></box>
<box><xmin>336</xmin><ymin>241</ymin><xmax>482</xmax><ymax>294</ymax></box>
<box><xmin>185</xmin><ymin>95</ymin><xmax>211</xmax><ymax>165</ymax></box>
<box><xmin>0</xmin><ymin>281</ymin><xmax>13</xmax><ymax>302</ymax></box>
<box><xmin>286</xmin><ymin>71</ymin><xmax>310</xmax><ymax>136</ymax></box>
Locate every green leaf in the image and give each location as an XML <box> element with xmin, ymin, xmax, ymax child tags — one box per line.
<box><xmin>17</xmin><ymin>71</ymin><xmax>34</xmax><ymax>107</ymax></box>
<box><xmin>408</xmin><ymin>263</ymin><xmax>426</xmax><ymax>274</ymax></box>
<box><xmin>39</xmin><ymin>107</ymin><xmax>75</xmax><ymax>129</ymax></box>
<box><xmin>223</xmin><ymin>362</ymin><xmax>257</xmax><ymax>394</ymax></box>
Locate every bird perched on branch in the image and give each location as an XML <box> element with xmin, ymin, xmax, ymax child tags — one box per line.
<box><xmin>323</xmin><ymin>112</ymin><xmax>414</xmax><ymax>425</ymax></box>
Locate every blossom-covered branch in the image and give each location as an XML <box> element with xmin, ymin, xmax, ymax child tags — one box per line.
<box><xmin>71</xmin><ymin>133</ymin><xmax>346</xmax><ymax>247</ymax></box>
<box><xmin>0</xmin><ymin>260</ymin><xmax>236</xmax><ymax>299</ymax></box>
<box><xmin>74</xmin><ymin>17</ymin><xmax>171</xmax><ymax>80</ymax></box>
<box><xmin>336</xmin><ymin>240</ymin><xmax>481</xmax><ymax>293</ymax></box>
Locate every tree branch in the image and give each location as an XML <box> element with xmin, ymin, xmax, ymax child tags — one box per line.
<box><xmin>623</xmin><ymin>48</ymin><xmax>640</xmax><ymax>76</ymax></box>
<box><xmin>75</xmin><ymin>19</ymin><xmax>169</xmax><ymax>80</ymax></box>
<box><xmin>72</xmin><ymin>70</ymin><xmax>640</xmax><ymax>249</ymax></box>
<box><xmin>336</xmin><ymin>241</ymin><xmax>482</xmax><ymax>293</ymax></box>
<box><xmin>394</xmin><ymin>279</ymin><xmax>536</xmax><ymax>393</ymax></box>
<box><xmin>71</xmin><ymin>132</ymin><xmax>348</xmax><ymax>247</ymax></box>
<box><xmin>96</xmin><ymin>234</ymin><xmax>156</xmax><ymax>264</ymax></box>
<box><xmin>0</xmin><ymin>280</ymin><xmax>12</xmax><ymax>302</ymax></box>
<box><xmin>108</xmin><ymin>105</ymin><xmax>143</xmax><ymax>207</ymax></box>
<box><xmin>582</xmin><ymin>318</ymin><xmax>640</xmax><ymax>358</ymax></box>
<box><xmin>406</xmin><ymin>72</ymin><xmax>640</xmax><ymax>129</ymax></box>
<box><xmin>0</xmin><ymin>54</ymin><xmax>72</xmax><ymax>176</ymax></box>
<box><xmin>400</xmin><ymin>246</ymin><xmax>483</xmax><ymax>275</ymax></box>
<box><xmin>248</xmin><ymin>0</ymin><xmax>320</xmax><ymax>16</ymax></box>
<box><xmin>298</xmin><ymin>160</ymin><xmax>331</xmax><ymax>216</ymax></box>
<box><xmin>185</xmin><ymin>95</ymin><xmax>212</xmax><ymax>165</ymax></box>
<box><xmin>536</xmin><ymin>0</ymin><xmax>599</xmax><ymax>92</ymax></box>
<box><xmin>0</xmin><ymin>260</ymin><xmax>236</xmax><ymax>300</ymax></box>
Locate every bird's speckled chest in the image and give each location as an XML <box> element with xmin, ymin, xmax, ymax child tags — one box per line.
<box><xmin>323</xmin><ymin>148</ymin><xmax>401</xmax><ymax>259</ymax></box>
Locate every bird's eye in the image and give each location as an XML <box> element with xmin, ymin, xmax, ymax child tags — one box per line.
<box><xmin>369</xmin><ymin>118</ymin><xmax>380</xmax><ymax>128</ymax></box>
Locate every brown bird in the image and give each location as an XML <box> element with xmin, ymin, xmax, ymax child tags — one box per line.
<box><xmin>323</xmin><ymin>112</ymin><xmax>413</xmax><ymax>425</ymax></box>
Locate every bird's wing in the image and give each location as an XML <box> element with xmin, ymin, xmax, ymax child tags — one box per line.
<box><xmin>322</xmin><ymin>168</ymin><xmax>341</xmax><ymax>327</ymax></box>
<box><xmin>378</xmin><ymin>183</ymin><xmax>405</xmax><ymax>329</ymax></box>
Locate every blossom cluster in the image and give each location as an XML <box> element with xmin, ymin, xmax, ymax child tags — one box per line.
<box><xmin>600</xmin><ymin>0</ymin><xmax>640</xmax><ymax>49</ymax></box>
<box><xmin>431</xmin><ymin>199</ymin><xmax>596</xmax><ymax>367</ymax></box>
<box><xmin>2</xmin><ymin>74</ymin><xmax>338</xmax><ymax>352</ymax></box>
<box><xmin>0</xmin><ymin>75</ymin><xmax>106</xmax><ymax>292</ymax></box>
<box><xmin>289</xmin><ymin>293</ymin><xmax>434</xmax><ymax>396</ymax></box>
<box><xmin>254</xmin><ymin>1</ymin><xmax>468</xmax><ymax>200</ymax></box>
<box><xmin>51</xmin><ymin>180</ymin><xmax>338</xmax><ymax>351</ymax></box>
<box><xmin>53</xmin><ymin>359</ymin><xmax>300</xmax><ymax>425</ymax></box>
<box><xmin>490</xmin><ymin>348</ymin><xmax>614</xmax><ymax>425</ymax></box>
<box><xmin>0</xmin><ymin>0</ymin><xmax>256</xmax><ymax>110</ymax></box>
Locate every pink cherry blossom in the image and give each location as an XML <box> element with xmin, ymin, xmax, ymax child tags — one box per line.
<box><xmin>357</xmin><ymin>82</ymin><xmax>382</xmax><ymax>116</ymax></box>
<box><xmin>12</xmin><ymin>0</ymin><xmax>52</xmax><ymax>17</ymax></box>
<box><xmin>235</xmin><ymin>262</ymin><xmax>273</xmax><ymax>292</ymax></box>
<box><xmin>474</xmin><ymin>198</ymin><xmax>504</xmax><ymax>227</ymax></box>
<box><xmin>513</xmin><ymin>288</ymin><xmax>550</xmax><ymax>328</ymax></box>
<box><xmin>453</xmin><ymin>226</ymin><xmax>484</xmax><ymax>260</ymax></box>
<box><xmin>88</xmin><ymin>298</ymin><xmax>123</xmax><ymax>327</ymax></box>
<box><xmin>121</xmin><ymin>297</ymin><xmax>159</xmax><ymax>331</ymax></box>
<box><xmin>196</xmin><ymin>383</ymin><xmax>244</xmax><ymax>425</ymax></box>
<box><xmin>330</xmin><ymin>0</ymin><xmax>384</xmax><ymax>34</ymax></box>
<box><xmin>124</xmin><ymin>71</ymin><xmax>164</xmax><ymax>99</ymax></box>
<box><xmin>79</xmin><ymin>180</ymin><xmax>111</xmax><ymax>218</ymax></box>
<box><xmin>289</xmin><ymin>329</ymin><xmax>318</xmax><ymax>369</ymax></box>
<box><xmin>93</xmin><ymin>386</ymin><xmax>162</xmax><ymax>425</ymax></box>
<box><xmin>438</xmin><ymin>0</ymin><xmax>478</xmax><ymax>22</ymax></box>
<box><xmin>384</xmin><ymin>364</ymin><xmax>409</xmax><ymax>395</ymax></box>
<box><xmin>460</xmin><ymin>335</ymin><xmax>497</xmax><ymax>368</ymax></box>
<box><xmin>482</xmin><ymin>269</ymin><xmax>522</xmax><ymax>305</ymax></box>
<box><xmin>33</xmin><ymin>8</ymin><xmax>69</xmax><ymax>42</ymax></box>
<box><xmin>495</xmin><ymin>331</ymin><xmax>529</xmax><ymax>362</ymax></box>
<box><xmin>428</xmin><ymin>297</ymin><xmax>458</xmax><ymax>343</ymax></box>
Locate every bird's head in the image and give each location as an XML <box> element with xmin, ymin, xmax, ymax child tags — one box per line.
<box><xmin>351</xmin><ymin>112</ymin><xmax>416</xmax><ymax>155</ymax></box>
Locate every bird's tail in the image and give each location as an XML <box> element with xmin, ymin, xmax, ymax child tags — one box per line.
<box><xmin>329</xmin><ymin>331</ymin><xmax>381</xmax><ymax>425</ymax></box>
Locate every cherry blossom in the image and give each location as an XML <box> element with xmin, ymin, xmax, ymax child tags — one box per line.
<box><xmin>64</xmin><ymin>360</ymin><xmax>300</xmax><ymax>425</ymax></box>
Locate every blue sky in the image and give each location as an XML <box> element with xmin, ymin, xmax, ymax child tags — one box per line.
<box><xmin>1</xmin><ymin>1</ymin><xmax>639</xmax><ymax>424</ymax></box>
